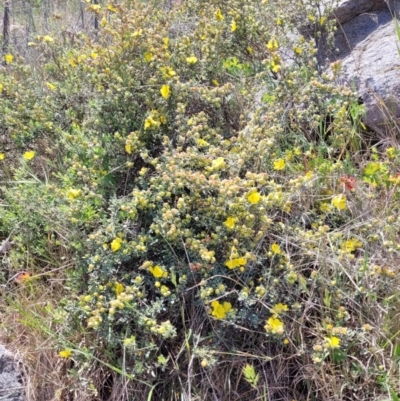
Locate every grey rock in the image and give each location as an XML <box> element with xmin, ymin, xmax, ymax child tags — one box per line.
<box><xmin>0</xmin><ymin>346</ymin><xmax>25</xmax><ymax>401</ymax></box>
<box><xmin>319</xmin><ymin>0</ymin><xmax>400</xmax><ymax>134</ymax></box>
<box><xmin>330</xmin><ymin>0</ymin><xmax>388</xmax><ymax>25</ymax></box>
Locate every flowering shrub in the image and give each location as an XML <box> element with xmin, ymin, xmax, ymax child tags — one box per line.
<box><xmin>1</xmin><ymin>0</ymin><xmax>400</xmax><ymax>400</ymax></box>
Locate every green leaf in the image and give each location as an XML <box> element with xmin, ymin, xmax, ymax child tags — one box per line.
<box><xmin>157</xmin><ymin>354</ymin><xmax>169</xmax><ymax>366</ymax></box>
<box><xmin>323</xmin><ymin>288</ymin><xmax>331</xmax><ymax>308</ymax></box>
<box><xmin>243</xmin><ymin>364</ymin><xmax>259</xmax><ymax>388</ymax></box>
<box><xmin>390</xmin><ymin>388</ymin><xmax>400</xmax><ymax>401</ymax></box>
<box><xmin>331</xmin><ymin>349</ymin><xmax>346</xmax><ymax>363</ymax></box>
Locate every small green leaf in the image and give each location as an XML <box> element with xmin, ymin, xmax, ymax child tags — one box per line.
<box><xmin>157</xmin><ymin>354</ymin><xmax>169</xmax><ymax>366</ymax></box>
<box><xmin>243</xmin><ymin>364</ymin><xmax>259</xmax><ymax>388</ymax></box>
<box><xmin>390</xmin><ymin>388</ymin><xmax>400</xmax><ymax>401</ymax></box>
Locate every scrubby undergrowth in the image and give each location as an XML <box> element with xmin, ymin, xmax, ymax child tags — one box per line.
<box><xmin>1</xmin><ymin>1</ymin><xmax>400</xmax><ymax>400</ymax></box>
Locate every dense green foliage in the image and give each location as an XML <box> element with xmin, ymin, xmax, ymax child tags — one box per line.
<box><xmin>1</xmin><ymin>1</ymin><xmax>400</xmax><ymax>400</ymax></box>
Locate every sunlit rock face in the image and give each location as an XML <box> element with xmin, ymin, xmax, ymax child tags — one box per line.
<box><xmin>319</xmin><ymin>0</ymin><xmax>400</xmax><ymax>134</ymax></box>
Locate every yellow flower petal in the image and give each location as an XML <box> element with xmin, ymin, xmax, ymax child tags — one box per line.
<box><xmin>186</xmin><ymin>56</ymin><xmax>198</xmax><ymax>64</ymax></box>
<box><xmin>215</xmin><ymin>9</ymin><xmax>224</xmax><ymax>21</ymax></box>
<box><xmin>149</xmin><ymin>265</ymin><xmax>165</xmax><ymax>278</ymax></box>
<box><xmin>273</xmin><ymin>158</ymin><xmax>285</xmax><ymax>170</ymax></box>
<box><xmin>247</xmin><ymin>191</ymin><xmax>261</xmax><ymax>204</ymax></box>
<box><xmin>4</xmin><ymin>54</ymin><xmax>13</xmax><ymax>64</ymax></box>
<box><xmin>266</xmin><ymin>39</ymin><xmax>279</xmax><ymax>51</ymax></box>
<box><xmin>67</xmin><ymin>189</ymin><xmax>82</xmax><ymax>199</ymax></box>
<box><xmin>332</xmin><ymin>194</ymin><xmax>347</xmax><ymax>210</ymax></box>
<box><xmin>115</xmin><ymin>282</ymin><xmax>124</xmax><ymax>295</ymax></box>
<box><xmin>265</xmin><ymin>317</ymin><xmax>284</xmax><ymax>334</ymax></box>
<box><xmin>111</xmin><ymin>238</ymin><xmax>122</xmax><ymax>252</ymax></box>
<box><xmin>23</xmin><ymin>151</ymin><xmax>35</xmax><ymax>160</ymax></box>
<box><xmin>160</xmin><ymin>84</ymin><xmax>171</xmax><ymax>99</ymax></box>
<box><xmin>225</xmin><ymin>257</ymin><xmax>246</xmax><ymax>269</ymax></box>
<box><xmin>271</xmin><ymin>303</ymin><xmax>289</xmax><ymax>315</ymax></box>
<box><xmin>211</xmin><ymin>300</ymin><xmax>232</xmax><ymax>319</ymax></box>
<box><xmin>270</xmin><ymin>243</ymin><xmax>281</xmax><ymax>254</ymax></box>
<box><xmin>325</xmin><ymin>336</ymin><xmax>341</xmax><ymax>349</ymax></box>
<box><xmin>224</xmin><ymin>216</ymin><xmax>237</xmax><ymax>229</ymax></box>
<box><xmin>59</xmin><ymin>349</ymin><xmax>72</xmax><ymax>358</ymax></box>
<box><xmin>210</xmin><ymin>157</ymin><xmax>225</xmax><ymax>170</ymax></box>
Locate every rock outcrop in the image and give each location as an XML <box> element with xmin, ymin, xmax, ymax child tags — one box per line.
<box><xmin>321</xmin><ymin>0</ymin><xmax>400</xmax><ymax>134</ymax></box>
<box><xmin>0</xmin><ymin>346</ymin><xmax>25</xmax><ymax>401</ymax></box>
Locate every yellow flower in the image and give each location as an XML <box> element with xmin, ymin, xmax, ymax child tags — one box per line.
<box><xmin>125</xmin><ymin>144</ymin><xmax>132</xmax><ymax>154</ymax></box>
<box><xmin>160</xmin><ymin>85</ymin><xmax>171</xmax><ymax>99</ymax></box>
<box><xmin>332</xmin><ymin>194</ymin><xmax>347</xmax><ymax>210</ymax></box>
<box><xmin>123</xmin><ymin>336</ymin><xmax>136</xmax><ymax>346</ymax></box>
<box><xmin>212</xmin><ymin>79</ymin><xmax>220</xmax><ymax>86</ymax></box>
<box><xmin>270</xmin><ymin>243</ymin><xmax>281</xmax><ymax>254</ymax></box>
<box><xmin>231</xmin><ymin>19</ymin><xmax>237</xmax><ymax>32</ymax></box>
<box><xmin>144</xmin><ymin>116</ymin><xmax>160</xmax><ymax>130</ymax></box>
<box><xmin>23</xmin><ymin>151</ymin><xmax>35</xmax><ymax>160</ymax></box>
<box><xmin>266</xmin><ymin>39</ymin><xmax>279</xmax><ymax>51</ymax></box>
<box><xmin>225</xmin><ymin>257</ymin><xmax>246</xmax><ymax>269</ymax></box>
<box><xmin>197</xmin><ymin>138</ymin><xmax>209</xmax><ymax>147</ymax></box>
<box><xmin>211</xmin><ymin>300</ymin><xmax>232</xmax><ymax>319</ymax></box>
<box><xmin>186</xmin><ymin>56</ymin><xmax>198</xmax><ymax>64</ymax></box>
<box><xmin>265</xmin><ymin>317</ymin><xmax>284</xmax><ymax>334</ymax></box>
<box><xmin>341</xmin><ymin>238</ymin><xmax>362</xmax><ymax>253</ymax></box>
<box><xmin>144</xmin><ymin>52</ymin><xmax>153</xmax><ymax>62</ymax></box>
<box><xmin>304</xmin><ymin>171</ymin><xmax>313</xmax><ymax>180</ymax></box>
<box><xmin>271</xmin><ymin>303</ymin><xmax>289</xmax><ymax>315</ymax></box>
<box><xmin>271</xmin><ymin>64</ymin><xmax>281</xmax><ymax>73</ymax></box>
<box><xmin>160</xmin><ymin>66</ymin><xmax>176</xmax><ymax>78</ymax></box>
<box><xmin>210</xmin><ymin>157</ymin><xmax>225</xmax><ymax>170</ymax></box>
<box><xmin>386</xmin><ymin>147</ymin><xmax>396</xmax><ymax>159</ymax></box>
<box><xmin>325</xmin><ymin>336</ymin><xmax>341</xmax><ymax>349</ymax></box>
<box><xmin>224</xmin><ymin>217</ymin><xmax>238</xmax><ymax>229</ymax></box>
<box><xmin>107</xmin><ymin>4</ymin><xmax>117</xmax><ymax>12</ymax></box>
<box><xmin>4</xmin><ymin>54</ymin><xmax>13</xmax><ymax>64</ymax></box>
<box><xmin>59</xmin><ymin>349</ymin><xmax>72</xmax><ymax>358</ymax></box>
<box><xmin>46</xmin><ymin>82</ymin><xmax>56</xmax><ymax>90</ymax></box>
<box><xmin>115</xmin><ymin>282</ymin><xmax>124</xmax><ymax>295</ymax></box>
<box><xmin>67</xmin><ymin>189</ymin><xmax>82</xmax><ymax>199</ymax></box>
<box><xmin>0</xmin><ymin>153</ymin><xmax>5</xmax><ymax>161</ymax></box>
<box><xmin>364</xmin><ymin>162</ymin><xmax>381</xmax><ymax>176</ymax></box>
<box><xmin>149</xmin><ymin>265</ymin><xmax>165</xmax><ymax>278</ymax></box>
<box><xmin>294</xmin><ymin>47</ymin><xmax>302</xmax><ymax>55</ymax></box>
<box><xmin>247</xmin><ymin>191</ymin><xmax>261</xmax><ymax>204</ymax></box>
<box><xmin>132</xmin><ymin>29</ymin><xmax>142</xmax><ymax>38</ymax></box>
<box><xmin>43</xmin><ymin>35</ymin><xmax>54</xmax><ymax>42</ymax></box>
<box><xmin>215</xmin><ymin>8</ymin><xmax>224</xmax><ymax>21</ymax></box>
<box><xmin>111</xmin><ymin>238</ymin><xmax>122</xmax><ymax>252</ymax></box>
<box><xmin>89</xmin><ymin>4</ymin><xmax>101</xmax><ymax>11</ymax></box>
<box><xmin>273</xmin><ymin>158</ymin><xmax>285</xmax><ymax>170</ymax></box>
